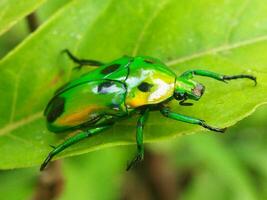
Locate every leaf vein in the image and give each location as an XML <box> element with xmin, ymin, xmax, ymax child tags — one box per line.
<box><xmin>7</xmin><ymin>134</ymin><xmax>35</xmax><ymax>146</ymax></box>
<box><xmin>166</xmin><ymin>34</ymin><xmax>267</xmax><ymax>66</ymax></box>
<box><xmin>0</xmin><ymin>112</ymin><xmax>43</xmax><ymax>136</ymax></box>
<box><xmin>9</xmin><ymin>72</ymin><xmax>20</xmax><ymax>123</ymax></box>
<box><xmin>131</xmin><ymin>0</ymin><xmax>170</xmax><ymax>56</ymax></box>
<box><xmin>224</xmin><ymin>0</ymin><xmax>251</xmax><ymax>44</ymax></box>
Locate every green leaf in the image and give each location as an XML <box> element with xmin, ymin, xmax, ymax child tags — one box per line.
<box><xmin>0</xmin><ymin>0</ymin><xmax>47</xmax><ymax>36</ymax></box>
<box><xmin>37</xmin><ymin>0</ymin><xmax>71</xmax><ymax>22</ymax></box>
<box><xmin>0</xmin><ymin>0</ymin><xmax>267</xmax><ymax>169</ymax></box>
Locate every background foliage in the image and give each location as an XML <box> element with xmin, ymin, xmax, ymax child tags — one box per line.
<box><xmin>0</xmin><ymin>0</ymin><xmax>266</xmax><ymax>199</ymax></box>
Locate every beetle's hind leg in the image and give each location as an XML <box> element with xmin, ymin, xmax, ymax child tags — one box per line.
<box><xmin>127</xmin><ymin>108</ymin><xmax>149</xmax><ymax>171</ymax></box>
<box><xmin>40</xmin><ymin>126</ymin><xmax>110</xmax><ymax>171</ymax></box>
<box><xmin>62</xmin><ymin>49</ymin><xmax>104</xmax><ymax>70</ymax></box>
<box><xmin>160</xmin><ymin>107</ymin><xmax>226</xmax><ymax>133</ymax></box>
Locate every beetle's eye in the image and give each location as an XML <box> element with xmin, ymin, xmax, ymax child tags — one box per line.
<box><xmin>174</xmin><ymin>92</ymin><xmax>185</xmax><ymax>100</ymax></box>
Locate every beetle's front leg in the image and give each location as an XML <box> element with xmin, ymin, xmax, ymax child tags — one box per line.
<box><xmin>160</xmin><ymin>107</ymin><xmax>226</xmax><ymax>133</ymax></box>
<box><xmin>62</xmin><ymin>49</ymin><xmax>105</xmax><ymax>70</ymax></box>
<box><xmin>180</xmin><ymin>69</ymin><xmax>257</xmax><ymax>85</ymax></box>
<box><xmin>127</xmin><ymin>108</ymin><xmax>149</xmax><ymax>171</ymax></box>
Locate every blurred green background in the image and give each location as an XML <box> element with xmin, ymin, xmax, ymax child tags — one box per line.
<box><xmin>1</xmin><ymin>1</ymin><xmax>267</xmax><ymax>200</ymax></box>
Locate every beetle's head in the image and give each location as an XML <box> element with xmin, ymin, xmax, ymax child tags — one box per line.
<box><xmin>174</xmin><ymin>77</ymin><xmax>205</xmax><ymax>105</ymax></box>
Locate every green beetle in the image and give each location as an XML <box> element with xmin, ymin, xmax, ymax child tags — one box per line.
<box><xmin>40</xmin><ymin>50</ymin><xmax>256</xmax><ymax>171</ymax></box>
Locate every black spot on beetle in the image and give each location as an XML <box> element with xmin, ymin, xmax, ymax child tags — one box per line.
<box><xmin>101</xmin><ymin>63</ymin><xmax>120</xmax><ymax>74</ymax></box>
<box><xmin>47</xmin><ymin>96</ymin><xmax>65</xmax><ymax>123</ymax></box>
<box><xmin>97</xmin><ymin>81</ymin><xmax>115</xmax><ymax>94</ymax></box>
<box><xmin>137</xmin><ymin>82</ymin><xmax>153</xmax><ymax>92</ymax></box>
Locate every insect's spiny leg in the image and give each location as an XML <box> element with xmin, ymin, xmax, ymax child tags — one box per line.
<box><xmin>200</xmin><ymin>120</ymin><xmax>227</xmax><ymax>133</ymax></box>
<box><xmin>40</xmin><ymin>126</ymin><xmax>110</xmax><ymax>171</ymax></box>
<box><xmin>62</xmin><ymin>49</ymin><xmax>104</xmax><ymax>67</ymax></box>
<box><xmin>160</xmin><ymin>107</ymin><xmax>226</xmax><ymax>133</ymax></box>
<box><xmin>223</xmin><ymin>74</ymin><xmax>257</xmax><ymax>85</ymax></box>
<box><xmin>127</xmin><ymin>108</ymin><xmax>149</xmax><ymax>171</ymax></box>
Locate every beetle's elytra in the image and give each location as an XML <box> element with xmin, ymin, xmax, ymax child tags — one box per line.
<box><xmin>40</xmin><ymin>49</ymin><xmax>257</xmax><ymax>171</ymax></box>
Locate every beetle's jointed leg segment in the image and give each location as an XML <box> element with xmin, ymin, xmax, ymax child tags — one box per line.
<box><xmin>127</xmin><ymin>108</ymin><xmax>149</xmax><ymax>171</ymax></box>
<box><xmin>62</xmin><ymin>49</ymin><xmax>104</xmax><ymax>70</ymax></box>
<box><xmin>223</xmin><ymin>74</ymin><xmax>257</xmax><ymax>85</ymax></box>
<box><xmin>160</xmin><ymin>107</ymin><xmax>226</xmax><ymax>133</ymax></box>
<box><xmin>40</xmin><ymin>126</ymin><xmax>110</xmax><ymax>171</ymax></box>
<box><xmin>180</xmin><ymin>69</ymin><xmax>257</xmax><ymax>85</ymax></box>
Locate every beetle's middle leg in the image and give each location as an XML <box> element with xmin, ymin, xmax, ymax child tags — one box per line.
<box><xmin>63</xmin><ymin>49</ymin><xmax>104</xmax><ymax>70</ymax></box>
<box><xmin>40</xmin><ymin>125</ymin><xmax>110</xmax><ymax>171</ymax></box>
<box><xmin>127</xmin><ymin>108</ymin><xmax>149</xmax><ymax>171</ymax></box>
<box><xmin>160</xmin><ymin>107</ymin><xmax>226</xmax><ymax>133</ymax></box>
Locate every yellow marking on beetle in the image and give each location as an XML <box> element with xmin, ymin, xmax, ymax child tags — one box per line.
<box><xmin>127</xmin><ymin>91</ymin><xmax>149</xmax><ymax>108</ymax></box>
<box><xmin>56</xmin><ymin>105</ymin><xmax>102</xmax><ymax>126</ymax></box>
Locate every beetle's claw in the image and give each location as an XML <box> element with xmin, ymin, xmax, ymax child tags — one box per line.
<box><xmin>126</xmin><ymin>160</ymin><xmax>136</xmax><ymax>171</ymax></box>
<box><xmin>242</xmin><ymin>75</ymin><xmax>257</xmax><ymax>86</ymax></box>
<box><xmin>126</xmin><ymin>155</ymin><xmax>142</xmax><ymax>171</ymax></box>
<box><xmin>40</xmin><ymin>163</ymin><xmax>47</xmax><ymax>171</ymax></box>
<box><xmin>126</xmin><ymin>161</ymin><xmax>132</xmax><ymax>171</ymax></box>
<box><xmin>208</xmin><ymin>125</ymin><xmax>227</xmax><ymax>133</ymax></box>
<box><xmin>40</xmin><ymin>153</ymin><xmax>53</xmax><ymax>171</ymax></box>
<box><xmin>214</xmin><ymin>127</ymin><xmax>227</xmax><ymax>133</ymax></box>
<box><xmin>40</xmin><ymin>161</ymin><xmax>48</xmax><ymax>171</ymax></box>
<box><xmin>252</xmin><ymin>76</ymin><xmax>257</xmax><ymax>86</ymax></box>
<box><xmin>243</xmin><ymin>75</ymin><xmax>257</xmax><ymax>86</ymax></box>
<box><xmin>73</xmin><ymin>65</ymin><xmax>82</xmax><ymax>71</ymax></box>
<box><xmin>61</xmin><ymin>49</ymin><xmax>68</xmax><ymax>54</ymax></box>
<box><xmin>200</xmin><ymin>121</ymin><xmax>227</xmax><ymax>133</ymax></box>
